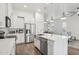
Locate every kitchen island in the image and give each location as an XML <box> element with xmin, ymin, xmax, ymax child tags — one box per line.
<box><xmin>34</xmin><ymin>33</ymin><xmax>68</xmax><ymax>55</ymax></box>
<box><xmin>0</xmin><ymin>38</ymin><xmax>16</xmax><ymax>55</ymax></box>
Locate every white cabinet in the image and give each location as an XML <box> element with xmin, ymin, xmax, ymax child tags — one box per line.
<box><xmin>7</xmin><ymin>3</ymin><xmax>13</xmax><ymax>17</ymax></box>
<box><xmin>48</xmin><ymin>35</ymin><xmax>68</xmax><ymax>55</ymax></box>
<box><xmin>35</xmin><ymin>12</ymin><xmax>44</xmax><ymax>34</ymax></box>
<box><xmin>0</xmin><ymin>3</ymin><xmax>13</xmax><ymax>28</ymax></box>
<box><xmin>10</xmin><ymin>38</ymin><xmax>15</xmax><ymax>55</ymax></box>
<box><xmin>10</xmin><ymin>45</ymin><xmax>15</xmax><ymax>55</ymax></box>
<box><xmin>0</xmin><ymin>3</ymin><xmax>8</xmax><ymax>27</ymax></box>
<box><xmin>16</xmin><ymin>33</ymin><xmax>25</xmax><ymax>44</ymax></box>
<box><xmin>34</xmin><ymin>34</ymin><xmax>68</xmax><ymax>55</ymax></box>
<box><xmin>34</xmin><ymin>37</ymin><xmax>53</xmax><ymax>55</ymax></box>
<box><xmin>44</xmin><ymin>22</ymin><xmax>48</xmax><ymax>32</ymax></box>
<box><xmin>36</xmin><ymin>22</ymin><xmax>44</xmax><ymax>34</ymax></box>
<box><xmin>34</xmin><ymin>38</ymin><xmax>40</xmax><ymax>50</ymax></box>
<box><xmin>47</xmin><ymin>40</ymin><xmax>54</xmax><ymax>55</ymax></box>
<box><xmin>7</xmin><ymin>3</ymin><xmax>13</xmax><ymax>28</ymax></box>
<box><xmin>0</xmin><ymin>38</ymin><xmax>15</xmax><ymax>55</ymax></box>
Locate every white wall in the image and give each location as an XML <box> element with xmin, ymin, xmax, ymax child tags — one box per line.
<box><xmin>35</xmin><ymin>12</ymin><xmax>44</xmax><ymax>34</ymax></box>
<box><xmin>46</xmin><ymin>20</ymin><xmax>67</xmax><ymax>35</ymax></box>
<box><xmin>11</xmin><ymin>10</ymin><xmax>35</xmax><ymax>28</ymax></box>
<box><xmin>12</xmin><ymin>9</ymin><xmax>44</xmax><ymax>35</ymax></box>
<box><xmin>66</xmin><ymin>14</ymin><xmax>79</xmax><ymax>40</ymax></box>
<box><xmin>46</xmin><ymin>3</ymin><xmax>65</xmax><ymax>20</ymax></box>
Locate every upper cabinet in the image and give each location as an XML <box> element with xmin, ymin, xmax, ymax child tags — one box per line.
<box><xmin>0</xmin><ymin>3</ymin><xmax>13</xmax><ymax>28</ymax></box>
<box><xmin>7</xmin><ymin>3</ymin><xmax>13</xmax><ymax>17</ymax></box>
<box><xmin>0</xmin><ymin>3</ymin><xmax>8</xmax><ymax>28</ymax></box>
<box><xmin>35</xmin><ymin>12</ymin><xmax>44</xmax><ymax>34</ymax></box>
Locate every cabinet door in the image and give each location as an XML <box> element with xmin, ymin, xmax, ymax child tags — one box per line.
<box><xmin>10</xmin><ymin>38</ymin><xmax>15</xmax><ymax>55</ymax></box>
<box><xmin>48</xmin><ymin>40</ymin><xmax>54</xmax><ymax>55</ymax></box>
<box><xmin>16</xmin><ymin>33</ymin><xmax>24</xmax><ymax>44</ymax></box>
<box><xmin>10</xmin><ymin>45</ymin><xmax>15</xmax><ymax>55</ymax></box>
<box><xmin>36</xmin><ymin>21</ymin><xmax>44</xmax><ymax>34</ymax></box>
<box><xmin>7</xmin><ymin>3</ymin><xmax>13</xmax><ymax>17</ymax></box>
<box><xmin>34</xmin><ymin>38</ymin><xmax>40</xmax><ymax>50</ymax></box>
<box><xmin>0</xmin><ymin>3</ymin><xmax>7</xmax><ymax>27</ymax></box>
<box><xmin>35</xmin><ymin>12</ymin><xmax>44</xmax><ymax>34</ymax></box>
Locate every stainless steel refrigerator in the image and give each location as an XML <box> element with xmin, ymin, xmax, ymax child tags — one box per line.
<box><xmin>24</xmin><ymin>23</ymin><xmax>36</xmax><ymax>43</ymax></box>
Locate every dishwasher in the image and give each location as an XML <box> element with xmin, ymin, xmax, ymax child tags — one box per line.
<box><xmin>39</xmin><ymin>37</ymin><xmax>48</xmax><ymax>55</ymax></box>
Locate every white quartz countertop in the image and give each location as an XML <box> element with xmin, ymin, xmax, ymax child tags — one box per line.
<box><xmin>38</xmin><ymin>33</ymin><xmax>68</xmax><ymax>55</ymax></box>
<box><xmin>39</xmin><ymin>33</ymin><xmax>69</xmax><ymax>41</ymax></box>
<box><xmin>0</xmin><ymin>38</ymin><xmax>15</xmax><ymax>55</ymax></box>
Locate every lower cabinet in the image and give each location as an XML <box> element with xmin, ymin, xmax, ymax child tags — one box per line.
<box><xmin>34</xmin><ymin>35</ymin><xmax>68</xmax><ymax>55</ymax></box>
<box><xmin>34</xmin><ymin>38</ymin><xmax>40</xmax><ymax>50</ymax></box>
<box><xmin>34</xmin><ymin>37</ymin><xmax>54</xmax><ymax>55</ymax></box>
<box><xmin>39</xmin><ymin>38</ymin><xmax>54</xmax><ymax>55</ymax></box>
<box><xmin>16</xmin><ymin>33</ymin><xmax>24</xmax><ymax>44</ymax></box>
<box><xmin>10</xmin><ymin>38</ymin><xmax>16</xmax><ymax>55</ymax></box>
<box><xmin>47</xmin><ymin>40</ymin><xmax>54</xmax><ymax>55</ymax></box>
<box><xmin>10</xmin><ymin>45</ymin><xmax>15</xmax><ymax>55</ymax></box>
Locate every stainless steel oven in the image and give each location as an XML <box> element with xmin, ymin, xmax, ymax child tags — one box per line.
<box><xmin>0</xmin><ymin>31</ymin><xmax>5</xmax><ymax>39</ymax></box>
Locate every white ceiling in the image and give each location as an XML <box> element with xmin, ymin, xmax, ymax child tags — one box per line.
<box><xmin>12</xmin><ymin>3</ymin><xmax>79</xmax><ymax>19</ymax></box>
<box><xmin>12</xmin><ymin>3</ymin><xmax>48</xmax><ymax>12</ymax></box>
<box><xmin>12</xmin><ymin>3</ymin><xmax>79</xmax><ymax>12</ymax></box>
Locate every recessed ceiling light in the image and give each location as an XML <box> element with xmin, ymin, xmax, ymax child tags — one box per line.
<box><xmin>61</xmin><ymin>17</ymin><xmax>67</xmax><ymax>20</ymax></box>
<box><xmin>24</xmin><ymin>5</ymin><xmax>27</xmax><ymax>8</ymax></box>
<box><xmin>46</xmin><ymin>3</ymin><xmax>50</xmax><ymax>4</ymax></box>
<box><xmin>37</xmin><ymin>9</ymin><xmax>41</xmax><ymax>12</ymax></box>
<box><xmin>49</xmin><ymin>20</ymin><xmax>54</xmax><ymax>22</ymax></box>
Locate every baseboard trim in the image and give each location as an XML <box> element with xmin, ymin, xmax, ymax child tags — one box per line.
<box><xmin>16</xmin><ymin>41</ymin><xmax>34</xmax><ymax>45</ymax></box>
<box><xmin>25</xmin><ymin>41</ymin><xmax>34</xmax><ymax>44</ymax></box>
<box><xmin>16</xmin><ymin>43</ymin><xmax>25</xmax><ymax>45</ymax></box>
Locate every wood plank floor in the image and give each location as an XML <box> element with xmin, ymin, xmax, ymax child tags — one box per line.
<box><xmin>68</xmin><ymin>47</ymin><xmax>79</xmax><ymax>55</ymax></box>
<box><xmin>16</xmin><ymin>43</ymin><xmax>41</xmax><ymax>55</ymax></box>
<box><xmin>16</xmin><ymin>42</ymin><xmax>79</xmax><ymax>55</ymax></box>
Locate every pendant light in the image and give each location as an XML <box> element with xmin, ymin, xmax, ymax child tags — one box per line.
<box><xmin>50</xmin><ymin>3</ymin><xmax>54</xmax><ymax>22</ymax></box>
<box><xmin>77</xmin><ymin>7</ymin><xmax>79</xmax><ymax>15</ymax></box>
<box><xmin>44</xmin><ymin>6</ymin><xmax>47</xmax><ymax>22</ymax></box>
<box><xmin>61</xmin><ymin>12</ymin><xmax>67</xmax><ymax>20</ymax></box>
<box><xmin>50</xmin><ymin>16</ymin><xmax>54</xmax><ymax>22</ymax></box>
<box><xmin>61</xmin><ymin>4</ymin><xmax>67</xmax><ymax>20</ymax></box>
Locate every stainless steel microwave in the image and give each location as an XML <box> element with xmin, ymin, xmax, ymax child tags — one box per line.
<box><xmin>5</xmin><ymin>16</ymin><xmax>11</xmax><ymax>27</ymax></box>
